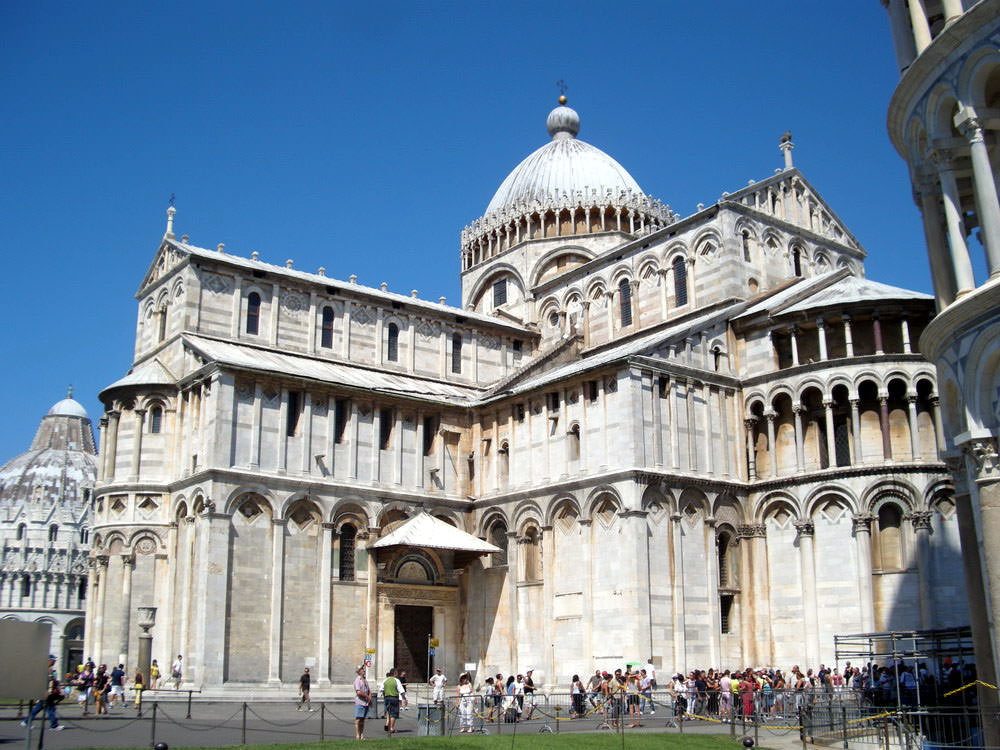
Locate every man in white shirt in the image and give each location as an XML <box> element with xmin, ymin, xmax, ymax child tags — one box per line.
<box><xmin>171</xmin><ymin>655</ymin><xmax>183</xmax><ymax>690</ymax></box>
<box><xmin>429</xmin><ymin>668</ymin><xmax>447</xmax><ymax>704</ymax></box>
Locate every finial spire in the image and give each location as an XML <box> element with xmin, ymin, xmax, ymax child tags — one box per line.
<box><xmin>556</xmin><ymin>79</ymin><xmax>568</xmax><ymax>105</ymax></box>
<box><xmin>779</xmin><ymin>131</ymin><xmax>794</xmax><ymax>170</ymax></box>
<box><xmin>165</xmin><ymin>196</ymin><xmax>176</xmax><ymax>239</ymax></box>
<box><xmin>66</xmin><ymin>385</ymin><xmax>73</xmax><ymax>399</ymax></box>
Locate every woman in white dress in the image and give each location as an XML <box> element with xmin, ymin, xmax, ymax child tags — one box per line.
<box><xmin>457</xmin><ymin>673</ymin><xmax>474</xmax><ymax>733</ymax></box>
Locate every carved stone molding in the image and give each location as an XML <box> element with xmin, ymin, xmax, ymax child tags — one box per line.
<box><xmin>962</xmin><ymin>437</ymin><xmax>1000</xmax><ymax>484</ymax></box>
<box><xmin>909</xmin><ymin>511</ymin><xmax>933</xmax><ymax>531</ymax></box>
<box><xmin>852</xmin><ymin>514</ymin><xmax>874</xmax><ymax>533</ymax></box>
<box><xmin>793</xmin><ymin>521</ymin><xmax>815</xmax><ymax>537</ymax></box>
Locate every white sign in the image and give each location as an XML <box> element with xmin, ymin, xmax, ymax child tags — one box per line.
<box><xmin>464</xmin><ymin>663</ymin><xmax>477</xmax><ymax>671</ymax></box>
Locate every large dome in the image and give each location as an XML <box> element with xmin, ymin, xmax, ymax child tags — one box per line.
<box><xmin>485</xmin><ymin>102</ymin><xmax>644</xmax><ymax>216</ymax></box>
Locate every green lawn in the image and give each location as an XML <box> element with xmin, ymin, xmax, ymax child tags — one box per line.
<box><xmin>90</xmin><ymin>734</ymin><xmax>743</xmax><ymax>750</ymax></box>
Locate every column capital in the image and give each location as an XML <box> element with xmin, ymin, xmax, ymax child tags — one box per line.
<box><xmin>957</xmin><ymin>114</ymin><xmax>985</xmax><ymax>145</ymax></box>
<box><xmin>931</xmin><ymin>148</ymin><xmax>958</xmax><ymax>171</ymax></box>
<box><xmin>878</xmin><ymin>396</ymin><xmax>889</xmax><ymax>406</ymax></box>
<box><xmin>852</xmin><ymin>513</ymin><xmax>875</xmax><ymax>532</ymax></box>
<box><xmin>822</xmin><ymin>399</ymin><xmax>834</xmax><ymax>409</ymax></box>
<box><xmin>121</xmin><ymin>554</ymin><xmax>135</xmax><ymax>568</ymax></box>
<box><xmin>841</xmin><ymin>314</ymin><xmax>851</xmax><ymax>323</ymax></box>
<box><xmin>99</xmin><ymin>417</ymin><xmax>109</xmax><ymax>428</ymax></box>
<box><xmin>793</xmin><ymin>402</ymin><xmax>805</xmax><ymax>415</ymax></box>
<box><xmin>321</xmin><ymin>522</ymin><xmax>337</xmax><ymax>530</ymax></box>
<box><xmin>743</xmin><ymin>417</ymin><xmax>758</xmax><ymax>429</ymax></box>
<box><xmin>95</xmin><ymin>554</ymin><xmax>109</xmax><ymax>568</ymax></box>
<box><xmin>906</xmin><ymin>394</ymin><xmax>918</xmax><ymax>404</ymax></box>
<box><xmin>134</xmin><ymin>408</ymin><xmax>147</xmax><ymax>418</ymax></box>
<box><xmin>961</xmin><ymin>436</ymin><xmax>1000</xmax><ymax>484</ymax></box>
<box><xmin>816</xmin><ymin>317</ymin><xmax>825</xmax><ymax>327</ymax></box>
<box><xmin>793</xmin><ymin>520</ymin><xmax>815</xmax><ymax>537</ymax></box>
<box><xmin>908</xmin><ymin>511</ymin><xmax>933</xmax><ymax>531</ymax></box>
<box><xmin>765</xmin><ymin>409</ymin><xmax>777</xmax><ymax>421</ymax></box>
<box><xmin>271</xmin><ymin>518</ymin><xmax>288</xmax><ymax>528</ymax></box>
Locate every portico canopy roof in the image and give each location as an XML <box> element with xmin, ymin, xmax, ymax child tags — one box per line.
<box><xmin>372</xmin><ymin>512</ymin><xmax>500</xmax><ymax>555</ymax></box>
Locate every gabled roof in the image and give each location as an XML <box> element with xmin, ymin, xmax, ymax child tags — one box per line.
<box><xmin>183</xmin><ymin>334</ymin><xmax>483</xmax><ymax>404</ymax></box>
<box><xmin>372</xmin><ymin>512</ymin><xmax>500</xmax><ymax>554</ymax></box>
<box><xmin>148</xmin><ymin>239</ymin><xmax>533</xmax><ymax>336</ymax></box>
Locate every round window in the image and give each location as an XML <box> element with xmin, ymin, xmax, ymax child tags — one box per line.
<box><xmin>548</xmin><ymin>312</ymin><xmax>560</xmax><ymax>328</ymax></box>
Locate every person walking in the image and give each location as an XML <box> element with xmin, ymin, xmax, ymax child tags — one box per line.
<box><xmin>587</xmin><ymin>669</ymin><xmax>603</xmax><ymax>708</ymax></box>
<box><xmin>171</xmin><ymin>655</ymin><xmax>183</xmax><ymax>689</ymax></box>
<box><xmin>21</xmin><ymin>674</ymin><xmax>65</xmax><ymax>731</ymax></box>
<box><xmin>77</xmin><ymin>663</ymin><xmax>94</xmax><ymax>716</ymax></box>
<box><xmin>133</xmin><ymin>670</ymin><xmax>145</xmax><ymax>709</ymax></box>
<box><xmin>93</xmin><ymin>665</ymin><xmax>109</xmax><ymax>716</ymax></box>
<box><xmin>571</xmin><ymin>674</ymin><xmax>586</xmax><ymax>718</ymax></box>
<box><xmin>381</xmin><ymin>669</ymin><xmax>403</xmax><ymax>734</ymax></box>
<box><xmin>353</xmin><ymin>666</ymin><xmax>372</xmax><ymax>741</ymax></box>
<box><xmin>523</xmin><ymin>668</ymin><xmax>537</xmax><ymax>720</ymax></box>
<box><xmin>640</xmin><ymin>669</ymin><xmax>655</xmax><ymax>716</ymax></box>
<box><xmin>109</xmin><ymin>663</ymin><xmax>126</xmax><ymax>708</ymax></box>
<box><xmin>297</xmin><ymin>667</ymin><xmax>312</xmax><ymax>711</ymax></box>
<box><xmin>149</xmin><ymin>660</ymin><xmax>160</xmax><ymax>690</ymax></box>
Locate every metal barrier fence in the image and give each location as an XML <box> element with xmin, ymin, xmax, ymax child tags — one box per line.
<box><xmin>7</xmin><ymin>687</ymin><xmax>988</xmax><ymax>749</ymax></box>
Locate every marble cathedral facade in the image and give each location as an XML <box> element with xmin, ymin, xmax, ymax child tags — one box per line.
<box><xmin>86</xmin><ymin>99</ymin><xmax>968</xmax><ymax>692</ymax></box>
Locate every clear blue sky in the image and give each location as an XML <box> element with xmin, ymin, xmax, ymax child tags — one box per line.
<box><xmin>1</xmin><ymin>1</ymin><xmax>928</xmax><ymax>460</ymax></box>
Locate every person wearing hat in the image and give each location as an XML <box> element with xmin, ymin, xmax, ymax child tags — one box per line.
<box><xmin>429</xmin><ymin>667</ymin><xmax>447</xmax><ymax>705</ymax></box>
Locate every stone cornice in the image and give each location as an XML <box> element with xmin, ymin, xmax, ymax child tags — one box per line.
<box><xmin>740</xmin><ymin>353</ymin><xmax>930</xmax><ymax>390</ymax></box>
<box><xmin>747</xmin><ymin>461</ymin><xmax>946</xmax><ymax>493</ymax></box>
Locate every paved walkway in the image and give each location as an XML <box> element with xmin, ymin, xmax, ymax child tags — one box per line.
<box><xmin>0</xmin><ymin>700</ymin><xmax>813</xmax><ymax>749</ymax></box>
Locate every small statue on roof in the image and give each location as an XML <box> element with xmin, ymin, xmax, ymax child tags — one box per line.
<box><xmin>780</xmin><ymin>130</ymin><xmax>793</xmax><ymax>144</ymax></box>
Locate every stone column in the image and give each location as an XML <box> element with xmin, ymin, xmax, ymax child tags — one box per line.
<box><xmin>850</xmin><ymin>398</ymin><xmax>863</xmax><ymax>463</ymax></box>
<box><xmin>736</xmin><ymin>527</ymin><xmax>753</xmax><ymax>662</ymax></box>
<box><xmin>817</xmin><ymin>318</ymin><xmax>828</xmax><ymax>360</ymax></box>
<box><xmin>901</xmin><ymin>317</ymin><xmax>912</xmax><ymax>354</ymax></box>
<box><xmin>505</xmin><ymin>530</ymin><xmax>519</xmax><ymax>669</ymax></box>
<box><xmin>823</xmin><ymin>399</ymin><xmax>836</xmax><ymax>468</ymax></box>
<box><xmin>317</xmin><ymin>522</ymin><xmax>334</xmax><ymax>686</ymax></box>
<box><xmin>670</xmin><ymin>513</ymin><xmax>686</xmax><ymax>674</ymax></box>
<box><xmin>118</xmin><ymin>554</ymin><xmax>135</xmax><ymax>664</ymax></box>
<box><xmin>789</xmin><ymin>327</ymin><xmax>800</xmax><ymax>366</ymax></box>
<box><xmin>130</xmin><ymin>409</ymin><xmax>146</xmax><ymax>481</ymax></box>
<box><xmin>882</xmin><ymin>0</ymin><xmax>917</xmax><ymax>73</ymax></box>
<box><xmin>268</xmin><ymin>519</ymin><xmax>286</xmax><ymax>684</ymax></box>
<box><xmin>945</xmin><ymin>453</ymin><xmax>1000</xmax><ymax>747</ymax></box>
<box><xmin>934</xmin><ymin>150</ymin><xmax>977</xmax><ymax>294</ymax></box>
<box><xmin>873</xmin><ymin>315</ymin><xmax>884</xmax><ymax>355</ymax></box>
<box><xmin>879</xmin><ymin>396</ymin><xmax>893</xmax><ymax>460</ymax></box>
<box><xmin>363</xmin><ymin>527</ymin><xmax>381</xmax><ymax>675</ymax></box>
<box><xmin>581</xmin><ymin>300</ymin><xmax>592</xmax><ymax>348</ymax></box>
<box><xmin>745</xmin><ymin>418</ymin><xmax>758</xmax><ymax>479</ymax></box>
<box><xmin>751</xmin><ymin>525</ymin><xmax>773</xmax><ymax>665</ymax></box>
<box><xmin>843</xmin><ymin>315</ymin><xmax>854</xmax><ymax>357</ymax></box>
<box><xmin>578</xmin><ymin>519</ymin><xmax>594</xmax><ymax>669</ymax></box>
<box><xmin>192</xmin><ymin>510</ymin><xmax>231</xmax><ymax>687</ymax></box>
<box><xmin>250</xmin><ymin>385</ymin><xmax>262</xmax><ymax>469</ymax></box>
<box><xmin>766</xmin><ymin>410</ymin><xmax>778</xmax><ymax>477</ymax></box>
<box><xmin>794</xmin><ymin>521</ymin><xmax>820</xmax><ymax>667</ymax></box>
<box><xmin>97</xmin><ymin>418</ymin><xmax>108</xmax><ymax>482</ymax></box>
<box><xmin>105</xmin><ymin>411</ymin><xmax>121</xmax><ymax>481</ymax></box>
<box><xmin>942</xmin><ymin>0</ymin><xmax>963</xmax><ymax>23</ymax></box>
<box><xmin>959</xmin><ymin>116</ymin><xmax>1000</xmax><ymax>276</ymax></box>
<box><xmin>911</xmin><ymin>511</ymin><xmax>934</xmax><ymax>629</ymax></box>
<box><xmin>852</xmin><ymin>514</ymin><xmax>876</xmax><ymax>632</ymax></box>
<box><xmin>930</xmin><ymin>397</ymin><xmax>947</xmax><ymax>454</ymax></box>
<box><xmin>686</xmin><ymin>380</ymin><xmax>697</xmax><ymax>472</ymax></box>
<box><xmin>703</xmin><ymin>385</ymin><xmax>714</xmax><ymax>475</ymax></box>
<box><xmin>906</xmin><ymin>0</ymin><xmax>932</xmax><ymax>53</ymax></box>
<box><xmin>669</xmin><ymin>378</ymin><xmax>680</xmax><ymax>469</ymax></box>
<box><xmin>93</xmin><ymin>556</ymin><xmax>109</xmax><ymax>662</ymax></box>
<box><xmin>793</xmin><ymin>403</ymin><xmax>805</xmax><ymax>472</ymax></box>
<box><xmin>916</xmin><ymin>174</ymin><xmax>958</xmax><ymax>307</ymax></box>
<box><xmin>907</xmin><ymin>396</ymin><xmax>921</xmax><ymax>459</ymax></box>
<box><xmin>705</xmin><ymin>518</ymin><xmax>722</xmax><ymax>666</ymax></box>
<box><xmin>657</xmin><ymin>269</ymin><xmax>669</xmax><ymax>318</ymax></box>
<box><xmin>302</xmin><ymin>392</ymin><xmax>313</xmax><ymax>474</ymax></box>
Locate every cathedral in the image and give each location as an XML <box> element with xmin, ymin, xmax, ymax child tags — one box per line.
<box><xmin>84</xmin><ymin>96</ymin><xmax>968</xmax><ymax>692</ymax></box>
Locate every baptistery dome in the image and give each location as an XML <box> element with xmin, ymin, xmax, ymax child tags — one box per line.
<box><xmin>0</xmin><ymin>389</ymin><xmax>97</xmax><ymax>676</ymax></box>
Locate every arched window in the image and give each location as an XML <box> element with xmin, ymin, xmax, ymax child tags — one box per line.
<box><xmin>21</xmin><ymin>577</ymin><xmax>31</xmax><ymax>598</ymax></box>
<box><xmin>338</xmin><ymin>524</ymin><xmax>357</xmax><ymax>581</ymax></box>
<box><xmin>874</xmin><ymin>503</ymin><xmax>904</xmax><ymax>571</ymax></box>
<box><xmin>523</xmin><ymin>527</ymin><xmax>542</xmax><ymax>582</ymax></box>
<box><xmin>149</xmin><ymin>406</ymin><xmax>163</xmax><ymax>434</ymax></box>
<box><xmin>157</xmin><ymin>306</ymin><xmax>167</xmax><ymax>342</ymax></box>
<box><xmin>48</xmin><ymin>525</ymin><xmax>58</xmax><ymax>542</ymax></box>
<box><xmin>16</xmin><ymin>523</ymin><xmax>25</xmax><ymax>541</ymax></box>
<box><xmin>673</xmin><ymin>257</ymin><xmax>688</xmax><ymax>306</ymax></box>
<box><xmin>568</xmin><ymin>423</ymin><xmax>581</xmax><ymax>462</ymax></box>
<box><xmin>451</xmin><ymin>333</ymin><xmax>463</xmax><ymax>374</ymax></box>
<box><xmin>618</xmin><ymin>279</ymin><xmax>633</xmax><ymax>327</ymax></box>
<box><xmin>498</xmin><ymin>440</ymin><xmax>510</xmax><ymax>487</ymax></box>
<box><xmin>489</xmin><ymin>521</ymin><xmax>508</xmax><ymax>567</ymax></box>
<box><xmin>246</xmin><ymin>292</ymin><xmax>261</xmax><ymax>335</ymax></box>
<box><xmin>793</xmin><ymin>247</ymin><xmax>803</xmax><ymax>277</ymax></box>
<box><xmin>321</xmin><ymin>306</ymin><xmax>334</xmax><ymax>349</ymax></box>
<box><xmin>386</xmin><ymin>323</ymin><xmax>399</xmax><ymax>362</ymax></box>
<box><xmin>79</xmin><ymin>527</ymin><xmax>89</xmax><ymax>544</ymax></box>
<box><xmin>78</xmin><ymin>579</ymin><xmax>87</xmax><ymax>602</ymax></box>
<box><xmin>741</xmin><ymin>230</ymin><xmax>752</xmax><ymax>262</ymax></box>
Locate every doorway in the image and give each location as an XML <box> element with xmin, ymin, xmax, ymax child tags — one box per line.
<box><xmin>394</xmin><ymin>605</ymin><xmax>433</xmax><ymax>682</ymax></box>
